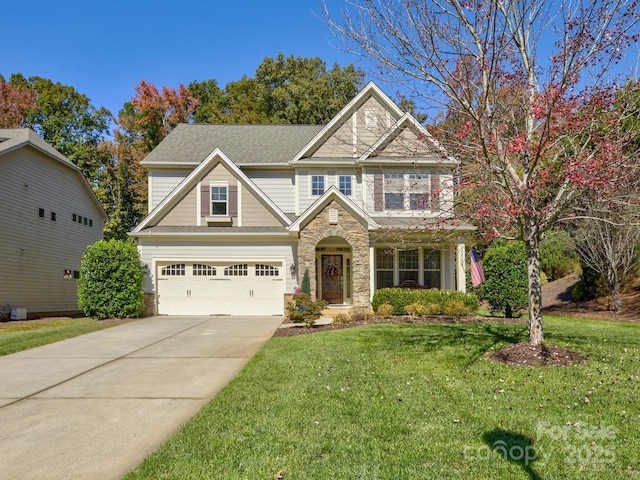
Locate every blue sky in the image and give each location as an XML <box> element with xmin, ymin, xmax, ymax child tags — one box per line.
<box><xmin>2</xmin><ymin>0</ymin><xmax>360</xmax><ymax>117</ymax></box>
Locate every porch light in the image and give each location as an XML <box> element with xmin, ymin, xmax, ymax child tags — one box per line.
<box><xmin>290</xmin><ymin>263</ymin><xmax>296</xmax><ymax>276</ymax></box>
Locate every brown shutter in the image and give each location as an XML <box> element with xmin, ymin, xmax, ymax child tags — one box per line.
<box><xmin>201</xmin><ymin>185</ymin><xmax>210</xmax><ymax>216</ymax></box>
<box><xmin>374</xmin><ymin>173</ymin><xmax>383</xmax><ymax>211</ymax></box>
<box><xmin>229</xmin><ymin>186</ymin><xmax>238</xmax><ymax>216</ymax></box>
<box><xmin>430</xmin><ymin>173</ymin><xmax>440</xmax><ymax>212</ymax></box>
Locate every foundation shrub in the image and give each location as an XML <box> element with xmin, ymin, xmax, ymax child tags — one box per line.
<box><xmin>371</xmin><ymin>288</ymin><xmax>479</xmax><ymax>316</ymax></box>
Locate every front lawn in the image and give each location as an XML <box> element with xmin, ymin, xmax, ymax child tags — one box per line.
<box><xmin>124</xmin><ymin>315</ymin><xmax>640</xmax><ymax>479</ymax></box>
<box><xmin>0</xmin><ymin>317</ymin><xmax>133</xmax><ymax>356</ymax></box>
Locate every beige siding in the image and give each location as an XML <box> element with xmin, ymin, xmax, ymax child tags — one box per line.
<box><xmin>241</xmin><ymin>191</ymin><xmax>282</xmax><ymax>227</ymax></box>
<box><xmin>0</xmin><ymin>147</ymin><xmax>104</xmax><ymax>313</ymax></box>
<box><xmin>156</xmin><ymin>188</ymin><xmax>197</xmax><ymax>226</ymax></box>
<box><xmin>313</xmin><ymin>115</ymin><xmax>356</xmax><ymax>157</ymax></box>
<box><xmin>148</xmin><ymin>169</ymin><xmax>192</xmax><ymax>210</ymax></box>
<box><xmin>246</xmin><ymin>170</ymin><xmax>295</xmax><ymax>213</ymax></box>
<box><xmin>378</xmin><ymin>127</ymin><xmax>435</xmax><ymax>157</ymax></box>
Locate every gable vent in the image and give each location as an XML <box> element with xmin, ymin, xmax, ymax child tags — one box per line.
<box><xmin>328</xmin><ymin>208</ymin><xmax>339</xmax><ymax>224</ymax></box>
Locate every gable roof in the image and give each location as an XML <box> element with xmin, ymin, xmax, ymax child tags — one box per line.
<box><xmin>290</xmin><ymin>82</ymin><xmax>406</xmax><ymax>163</ymax></box>
<box><xmin>359</xmin><ymin>113</ymin><xmax>458</xmax><ymax>166</ymax></box>
<box><xmin>141</xmin><ymin>124</ymin><xmax>324</xmax><ymax>168</ymax></box>
<box><xmin>0</xmin><ymin>128</ymin><xmax>108</xmax><ymax>221</ymax></box>
<box><xmin>288</xmin><ymin>186</ymin><xmax>379</xmax><ymax>232</ymax></box>
<box><xmin>134</xmin><ymin>148</ymin><xmax>292</xmax><ymax>232</ymax></box>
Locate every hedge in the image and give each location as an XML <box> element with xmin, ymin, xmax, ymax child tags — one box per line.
<box><xmin>371</xmin><ymin>288</ymin><xmax>479</xmax><ymax>316</ymax></box>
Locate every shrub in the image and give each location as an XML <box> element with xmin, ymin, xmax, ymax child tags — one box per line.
<box><xmin>333</xmin><ymin>313</ymin><xmax>351</xmax><ymax>324</ymax></box>
<box><xmin>442</xmin><ymin>299</ymin><xmax>470</xmax><ymax>317</ymax></box>
<box><xmin>478</xmin><ymin>241</ymin><xmax>528</xmax><ymax>318</ymax></box>
<box><xmin>371</xmin><ymin>288</ymin><xmax>479</xmax><ymax>316</ymax></box>
<box><xmin>300</xmin><ymin>269</ymin><xmax>311</xmax><ymax>295</ymax></box>
<box><xmin>572</xmin><ymin>265</ymin><xmax>608</xmax><ymax>301</ymax></box>
<box><xmin>77</xmin><ymin>239</ymin><xmax>145</xmax><ymax>320</ymax></box>
<box><xmin>540</xmin><ymin>230</ymin><xmax>580</xmax><ymax>281</ymax></box>
<box><xmin>350</xmin><ymin>307</ymin><xmax>373</xmax><ymax>323</ymax></box>
<box><xmin>404</xmin><ymin>303</ymin><xmax>427</xmax><ymax>317</ymax></box>
<box><xmin>286</xmin><ymin>293</ymin><xmax>327</xmax><ymax>328</ymax></box>
<box><xmin>376</xmin><ymin>302</ymin><xmax>394</xmax><ymax>318</ymax></box>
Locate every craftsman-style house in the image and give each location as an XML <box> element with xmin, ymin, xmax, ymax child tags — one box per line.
<box><xmin>132</xmin><ymin>82</ymin><xmax>473</xmax><ymax>316</ymax></box>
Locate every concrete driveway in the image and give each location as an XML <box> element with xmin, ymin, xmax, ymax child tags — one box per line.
<box><xmin>0</xmin><ymin>315</ymin><xmax>282</xmax><ymax>480</ymax></box>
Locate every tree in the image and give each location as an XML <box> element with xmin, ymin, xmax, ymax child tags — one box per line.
<box><xmin>326</xmin><ymin>0</ymin><xmax>640</xmax><ymax>345</ymax></box>
<box><xmin>7</xmin><ymin>74</ymin><xmax>112</xmax><ymax>184</ymax></box>
<box><xmin>189</xmin><ymin>54</ymin><xmax>365</xmax><ymax>125</ymax></box>
<box><xmin>0</xmin><ymin>76</ymin><xmax>36</xmax><ymax>128</ymax></box>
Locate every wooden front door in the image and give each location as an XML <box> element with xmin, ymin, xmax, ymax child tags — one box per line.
<box><xmin>321</xmin><ymin>254</ymin><xmax>343</xmax><ymax>304</ymax></box>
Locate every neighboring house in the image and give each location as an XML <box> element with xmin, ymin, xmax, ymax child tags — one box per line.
<box><xmin>132</xmin><ymin>82</ymin><xmax>474</xmax><ymax>316</ymax></box>
<box><xmin>0</xmin><ymin>129</ymin><xmax>108</xmax><ymax>314</ymax></box>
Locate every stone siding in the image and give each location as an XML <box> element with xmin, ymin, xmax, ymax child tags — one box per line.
<box><xmin>298</xmin><ymin>200</ymin><xmax>371</xmax><ymax>307</ymax></box>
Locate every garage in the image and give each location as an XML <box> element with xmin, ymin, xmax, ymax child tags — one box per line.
<box><xmin>156</xmin><ymin>261</ymin><xmax>285</xmax><ymax>316</ymax></box>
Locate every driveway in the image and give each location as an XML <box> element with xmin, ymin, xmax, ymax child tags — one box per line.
<box><xmin>0</xmin><ymin>315</ymin><xmax>282</xmax><ymax>480</ymax></box>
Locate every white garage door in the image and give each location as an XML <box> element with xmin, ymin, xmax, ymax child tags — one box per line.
<box><xmin>157</xmin><ymin>262</ymin><xmax>284</xmax><ymax>316</ymax></box>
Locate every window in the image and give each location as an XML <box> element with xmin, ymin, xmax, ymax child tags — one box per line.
<box><xmin>423</xmin><ymin>249</ymin><xmax>441</xmax><ymax>288</ymax></box>
<box><xmin>398</xmin><ymin>249</ymin><xmax>419</xmax><ymax>283</ymax></box>
<box><xmin>83</xmin><ymin>217</ymin><xmax>87</xmax><ymax>225</ymax></box>
<box><xmin>73</xmin><ymin>214</ymin><xmax>77</xmax><ymax>222</ymax></box>
<box><xmin>193</xmin><ymin>264</ymin><xmax>216</xmax><ymax>276</ymax></box>
<box><xmin>255</xmin><ymin>264</ymin><xmax>279</xmax><ymax>277</ymax></box>
<box><xmin>51</xmin><ymin>212</ymin><xmax>56</xmax><ymax>221</ymax></box>
<box><xmin>383</xmin><ymin>173</ymin><xmax>432</xmax><ymax>211</ymax></box>
<box><xmin>339</xmin><ymin>175</ymin><xmax>352</xmax><ymax>196</ymax></box>
<box><xmin>375</xmin><ymin>249</ymin><xmax>394</xmax><ymax>288</ymax></box>
<box><xmin>161</xmin><ymin>264</ymin><xmax>185</xmax><ymax>276</ymax></box>
<box><xmin>89</xmin><ymin>219</ymin><xmax>93</xmax><ymax>227</ymax></box>
<box><xmin>38</xmin><ymin>208</ymin><xmax>45</xmax><ymax>218</ymax></box>
<box><xmin>224</xmin><ymin>264</ymin><xmax>248</xmax><ymax>276</ymax></box>
<box><xmin>311</xmin><ymin>175</ymin><xmax>325</xmax><ymax>196</ymax></box>
<box><xmin>210</xmin><ymin>184</ymin><xmax>228</xmax><ymax>216</ymax></box>
<box><xmin>78</xmin><ymin>215</ymin><xmax>83</xmax><ymax>224</ymax></box>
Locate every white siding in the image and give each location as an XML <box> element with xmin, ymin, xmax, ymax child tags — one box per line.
<box><xmin>0</xmin><ymin>147</ymin><xmax>105</xmax><ymax>313</ymax></box>
<box><xmin>245</xmin><ymin>170</ymin><xmax>295</xmax><ymax>214</ymax></box>
<box><xmin>148</xmin><ymin>169</ymin><xmax>191</xmax><ymax>211</ymax></box>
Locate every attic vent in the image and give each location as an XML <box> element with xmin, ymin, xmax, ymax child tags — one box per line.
<box><xmin>328</xmin><ymin>208</ymin><xmax>338</xmax><ymax>225</ymax></box>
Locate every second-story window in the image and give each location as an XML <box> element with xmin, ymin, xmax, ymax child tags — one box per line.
<box><xmin>384</xmin><ymin>173</ymin><xmax>431</xmax><ymax>211</ymax></box>
<box><xmin>311</xmin><ymin>175</ymin><xmax>325</xmax><ymax>196</ymax></box>
<box><xmin>210</xmin><ymin>183</ymin><xmax>228</xmax><ymax>215</ymax></box>
<box><xmin>339</xmin><ymin>175</ymin><xmax>352</xmax><ymax>196</ymax></box>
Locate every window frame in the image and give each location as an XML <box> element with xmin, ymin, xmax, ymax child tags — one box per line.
<box><xmin>311</xmin><ymin>175</ymin><xmax>325</xmax><ymax>196</ymax></box>
<box><xmin>383</xmin><ymin>173</ymin><xmax>432</xmax><ymax>211</ymax></box>
<box><xmin>338</xmin><ymin>175</ymin><xmax>352</xmax><ymax>196</ymax></box>
<box><xmin>210</xmin><ymin>182</ymin><xmax>228</xmax><ymax>216</ymax></box>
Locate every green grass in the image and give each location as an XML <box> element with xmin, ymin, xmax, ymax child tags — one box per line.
<box><xmin>0</xmin><ymin>317</ymin><xmax>132</xmax><ymax>356</ymax></box>
<box><xmin>123</xmin><ymin>315</ymin><xmax>640</xmax><ymax>479</ymax></box>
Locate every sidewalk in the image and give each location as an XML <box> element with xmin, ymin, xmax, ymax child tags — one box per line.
<box><xmin>0</xmin><ymin>315</ymin><xmax>282</xmax><ymax>480</ymax></box>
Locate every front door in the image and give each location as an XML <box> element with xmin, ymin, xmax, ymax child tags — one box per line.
<box><xmin>321</xmin><ymin>254</ymin><xmax>343</xmax><ymax>304</ymax></box>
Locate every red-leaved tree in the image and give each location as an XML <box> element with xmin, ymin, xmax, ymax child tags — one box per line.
<box><xmin>0</xmin><ymin>78</ymin><xmax>36</xmax><ymax>128</ymax></box>
<box><xmin>326</xmin><ymin>0</ymin><xmax>640</xmax><ymax>344</ymax></box>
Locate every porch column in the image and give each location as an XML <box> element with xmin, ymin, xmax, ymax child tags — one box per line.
<box><xmin>369</xmin><ymin>243</ymin><xmax>375</xmax><ymax>303</ymax></box>
<box><xmin>456</xmin><ymin>238</ymin><xmax>466</xmax><ymax>293</ymax></box>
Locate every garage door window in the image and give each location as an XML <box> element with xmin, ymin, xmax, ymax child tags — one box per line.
<box><xmin>255</xmin><ymin>264</ymin><xmax>279</xmax><ymax>276</ymax></box>
<box><xmin>193</xmin><ymin>264</ymin><xmax>216</xmax><ymax>276</ymax></box>
<box><xmin>225</xmin><ymin>264</ymin><xmax>248</xmax><ymax>276</ymax></box>
<box><xmin>161</xmin><ymin>264</ymin><xmax>185</xmax><ymax>276</ymax></box>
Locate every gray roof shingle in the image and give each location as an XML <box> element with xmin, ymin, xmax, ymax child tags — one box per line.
<box><xmin>141</xmin><ymin>123</ymin><xmax>324</xmax><ymax>166</ymax></box>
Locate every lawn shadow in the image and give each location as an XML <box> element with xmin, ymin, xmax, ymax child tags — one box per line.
<box><xmin>355</xmin><ymin>321</ymin><xmax>529</xmax><ymax>366</ymax></box>
<box><xmin>482</xmin><ymin>428</ymin><xmax>541</xmax><ymax>480</ymax></box>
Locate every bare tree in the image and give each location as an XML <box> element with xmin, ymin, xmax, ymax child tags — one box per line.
<box><xmin>325</xmin><ymin>0</ymin><xmax>640</xmax><ymax>344</ymax></box>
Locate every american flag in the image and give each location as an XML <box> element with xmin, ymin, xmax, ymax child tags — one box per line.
<box><xmin>468</xmin><ymin>247</ymin><xmax>485</xmax><ymax>287</ymax></box>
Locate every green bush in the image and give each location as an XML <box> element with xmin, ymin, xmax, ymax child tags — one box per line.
<box><xmin>286</xmin><ymin>293</ymin><xmax>327</xmax><ymax>328</ymax></box>
<box><xmin>371</xmin><ymin>288</ymin><xmax>479</xmax><ymax>316</ymax></box>
<box><xmin>300</xmin><ymin>269</ymin><xmax>311</xmax><ymax>295</ymax></box>
<box><xmin>404</xmin><ymin>303</ymin><xmax>427</xmax><ymax>317</ymax></box>
<box><xmin>77</xmin><ymin>239</ymin><xmax>145</xmax><ymax>320</ymax></box>
<box><xmin>540</xmin><ymin>230</ymin><xmax>580</xmax><ymax>281</ymax></box>
<box><xmin>478</xmin><ymin>241</ymin><xmax>528</xmax><ymax>318</ymax></box>
<box><xmin>572</xmin><ymin>265</ymin><xmax>608</xmax><ymax>301</ymax></box>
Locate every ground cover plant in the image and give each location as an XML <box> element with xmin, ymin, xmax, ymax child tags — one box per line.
<box><xmin>0</xmin><ymin>317</ymin><xmax>132</xmax><ymax>356</ymax></box>
<box><xmin>124</xmin><ymin>315</ymin><xmax>640</xmax><ymax>479</ymax></box>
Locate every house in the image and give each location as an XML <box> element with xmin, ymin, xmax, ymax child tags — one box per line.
<box><xmin>132</xmin><ymin>82</ymin><xmax>474</xmax><ymax>316</ymax></box>
<box><xmin>0</xmin><ymin>129</ymin><xmax>108</xmax><ymax>315</ymax></box>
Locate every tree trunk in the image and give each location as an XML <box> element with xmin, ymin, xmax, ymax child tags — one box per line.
<box><xmin>608</xmin><ymin>273</ymin><xmax>623</xmax><ymax>313</ymax></box>
<box><xmin>524</xmin><ymin>219</ymin><xmax>544</xmax><ymax>345</ymax></box>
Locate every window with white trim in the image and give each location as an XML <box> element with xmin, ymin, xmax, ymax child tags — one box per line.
<box><xmin>311</xmin><ymin>175</ymin><xmax>325</xmax><ymax>196</ymax></box>
<box><xmin>398</xmin><ymin>249</ymin><xmax>419</xmax><ymax>283</ymax></box>
<box><xmin>384</xmin><ymin>173</ymin><xmax>431</xmax><ymax>210</ymax></box>
<box><xmin>375</xmin><ymin>249</ymin><xmax>394</xmax><ymax>288</ymax></box>
<box><xmin>224</xmin><ymin>264</ymin><xmax>248</xmax><ymax>276</ymax></box>
<box><xmin>255</xmin><ymin>264</ymin><xmax>279</xmax><ymax>277</ymax></box>
<box><xmin>210</xmin><ymin>183</ymin><xmax>228</xmax><ymax>216</ymax></box>
<box><xmin>423</xmin><ymin>249</ymin><xmax>442</xmax><ymax>288</ymax></box>
<box><xmin>161</xmin><ymin>264</ymin><xmax>185</xmax><ymax>276</ymax></box>
<box><xmin>338</xmin><ymin>175</ymin><xmax>352</xmax><ymax>196</ymax></box>
<box><xmin>193</xmin><ymin>264</ymin><xmax>216</xmax><ymax>276</ymax></box>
